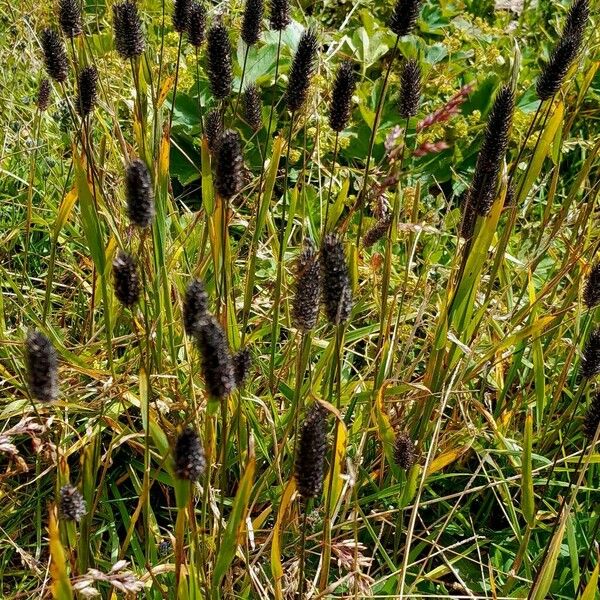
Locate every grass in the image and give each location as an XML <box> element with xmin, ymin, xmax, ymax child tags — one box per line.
<box><xmin>0</xmin><ymin>0</ymin><xmax>600</xmax><ymax>597</ymax></box>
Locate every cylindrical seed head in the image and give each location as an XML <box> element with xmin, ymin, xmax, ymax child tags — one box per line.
<box><xmin>584</xmin><ymin>262</ymin><xmax>600</xmax><ymax>309</ymax></box>
<box><xmin>204</xmin><ymin>109</ymin><xmax>223</xmax><ymax>153</ymax></box>
<box><xmin>363</xmin><ymin>214</ymin><xmax>392</xmax><ymax>248</ymax></box>
<box><xmin>269</xmin><ymin>0</ymin><xmax>289</xmax><ymax>31</ymax></box>
<box><xmin>37</xmin><ymin>78</ymin><xmax>52</xmax><ymax>112</ymax></box>
<box><xmin>173</xmin><ymin>0</ymin><xmax>192</xmax><ymax>34</ymax></box>
<box><xmin>389</xmin><ymin>0</ymin><xmax>422</xmax><ymax>37</ymax></box>
<box><xmin>187</xmin><ymin>2</ymin><xmax>206</xmax><ymax>47</ymax></box>
<box><xmin>41</xmin><ymin>28</ymin><xmax>69</xmax><ymax>83</ymax></box>
<box><xmin>174</xmin><ymin>427</ymin><xmax>206</xmax><ymax>481</ymax></box>
<box><xmin>59</xmin><ymin>485</ymin><xmax>86</xmax><ymax>522</ymax></box>
<box><xmin>232</xmin><ymin>347</ymin><xmax>252</xmax><ymax>387</ymax></box>
<box><xmin>195</xmin><ymin>314</ymin><xmax>236</xmax><ymax>399</ymax></box>
<box><xmin>582</xmin><ymin>328</ymin><xmax>600</xmax><ymax>379</ymax></box>
<box><xmin>286</xmin><ymin>28</ymin><xmax>318</xmax><ymax>113</ymax></box>
<box><xmin>242</xmin><ymin>0</ymin><xmax>264</xmax><ymax>46</ymax></box>
<box><xmin>58</xmin><ymin>0</ymin><xmax>83</xmax><ymax>38</ymax></box>
<box><xmin>394</xmin><ymin>431</ymin><xmax>416</xmax><ymax>470</ymax></box>
<box><xmin>292</xmin><ymin>240</ymin><xmax>321</xmax><ymax>332</ymax></box>
<box><xmin>112</xmin><ymin>250</ymin><xmax>140</xmax><ymax>308</ymax></box>
<box><xmin>320</xmin><ymin>233</ymin><xmax>352</xmax><ymax>325</ymax></box>
<box><xmin>329</xmin><ymin>60</ymin><xmax>356</xmax><ymax>132</ymax></box>
<box><xmin>583</xmin><ymin>392</ymin><xmax>600</xmax><ymax>439</ymax></box>
<box><xmin>206</xmin><ymin>23</ymin><xmax>233</xmax><ymax>100</ymax></box>
<box><xmin>113</xmin><ymin>1</ymin><xmax>146</xmax><ymax>60</ymax></box>
<box><xmin>243</xmin><ymin>84</ymin><xmax>263</xmax><ymax>131</ymax></box>
<box><xmin>215</xmin><ymin>129</ymin><xmax>243</xmax><ymax>199</ymax></box>
<box><xmin>295</xmin><ymin>403</ymin><xmax>328</xmax><ymax>501</ymax></box>
<box><xmin>26</xmin><ymin>330</ymin><xmax>58</xmax><ymax>402</ymax></box>
<box><xmin>183</xmin><ymin>278</ymin><xmax>208</xmax><ymax>336</ymax></box>
<box><xmin>76</xmin><ymin>65</ymin><xmax>98</xmax><ymax>118</ymax></box>
<box><xmin>125</xmin><ymin>158</ymin><xmax>155</xmax><ymax>228</ymax></box>
<box><xmin>399</xmin><ymin>59</ymin><xmax>421</xmax><ymax>119</ymax></box>
<box><xmin>536</xmin><ymin>35</ymin><xmax>580</xmax><ymax>101</ymax></box>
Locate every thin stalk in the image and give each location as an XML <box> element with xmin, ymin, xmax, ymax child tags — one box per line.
<box><xmin>169</xmin><ymin>34</ymin><xmax>184</xmax><ymax>134</ymax></box>
<box><xmin>22</xmin><ymin>110</ymin><xmax>41</xmax><ymax>279</ymax></box>
<box><xmin>130</xmin><ymin>57</ymin><xmax>147</xmax><ymax>160</ymax></box>
<box><xmin>195</xmin><ymin>48</ymin><xmax>204</xmax><ymax>134</ymax></box>
<box><xmin>298</xmin><ymin>504</ymin><xmax>310</xmax><ymax>598</ymax></box>
<box><xmin>233</xmin><ymin>45</ymin><xmax>250</xmax><ymax>120</ymax></box>
<box><xmin>323</xmin><ymin>131</ymin><xmax>339</xmax><ymax>234</ymax></box>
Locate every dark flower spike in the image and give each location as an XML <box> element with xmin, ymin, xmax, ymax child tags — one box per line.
<box><xmin>41</xmin><ymin>28</ymin><xmax>69</xmax><ymax>83</ymax></box>
<box><xmin>536</xmin><ymin>36</ymin><xmax>580</xmax><ymax>101</ymax></box>
<box><xmin>292</xmin><ymin>240</ymin><xmax>321</xmax><ymax>332</ymax></box>
<box><xmin>113</xmin><ymin>1</ymin><xmax>145</xmax><ymax>60</ymax></box>
<box><xmin>394</xmin><ymin>431</ymin><xmax>416</xmax><ymax>470</ymax></box>
<box><xmin>243</xmin><ymin>84</ymin><xmax>263</xmax><ymax>131</ymax></box>
<box><xmin>320</xmin><ymin>233</ymin><xmax>352</xmax><ymax>325</ymax></box>
<box><xmin>37</xmin><ymin>78</ymin><xmax>52</xmax><ymax>112</ymax></box>
<box><xmin>269</xmin><ymin>0</ymin><xmax>289</xmax><ymax>31</ymax></box>
<box><xmin>363</xmin><ymin>214</ymin><xmax>392</xmax><ymax>248</ymax></box>
<box><xmin>583</xmin><ymin>392</ymin><xmax>600</xmax><ymax>439</ymax></box>
<box><xmin>461</xmin><ymin>84</ymin><xmax>514</xmax><ymax>235</ymax></box>
<box><xmin>113</xmin><ymin>250</ymin><xmax>140</xmax><ymax>308</ymax></box>
<box><xmin>584</xmin><ymin>262</ymin><xmax>600</xmax><ymax>309</ymax></box>
<box><xmin>563</xmin><ymin>0</ymin><xmax>589</xmax><ymax>43</ymax></box>
<box><xmin>242</xmin><ymin>0</ymin><xmax>264</xmax><ymax>46</ymax></box>
<box><xmin>295</xmin><ymin>403</ymin><xmax>328</xmax><ymax>500</ymax></box>
<box><xmin>205</xmin><ymin>109</ymin><xmax>223</xmax><ymax>153</ymax></box>
<box><xmin>76</xmin><ymin>66</ymin><xmax>98</xmax><ymax>118</ymax></box>
<box><xmin>329</xmin><ymin>60</ymin><xmax>356</xmax><ymax>133</ymax></box>
<box><xmin>206</xmin><ymin>22</ymin><xmax>233</xmax><ymax>100</ymax></box>
<box><xmin>215</xmin><ymin>129</ymin><xmax>243</xmax><ymax>199</ymax></box>
<box><xmin>195</xmin><ymin>314</ymin><xmax>236</xmax><ymax>398</ymax></box>
<box><xmin>174</xmin><ymin>427</ymin><xmax>206</xmax><ymax>481</ymax></box>
<box><xmin>232</xmin><ymin>347</ymin><xmax>252</xmax><ymax>386</ymax></box>
<box><xmin>582</xmin><ymin>328</ymin><xmax>600</xmax><ymax>380</ymax></box>
<box><xmin>26</xmin><ymin>330</ymin><xmax>58</xmax><ymax>402</ymax></box>
<box><xmin>58</xmin><ymin>0</ymin><xmax>83</xmax><ymax>38</ymax></box>
<box><xmin>286</xmin><ymin>28</ymin><xmax>318</xmax><ymax>113</ymax></box>
<box><xmin>173</xmin><ymin>0</ymin><xmax>192</xmax><ymax>34</ymax></box>
<box><xmin>125</xmin><ymin>158</ymin><xmax>155</xmax><ymax>228</ymax></box>
<box><xmin>389</xmin><ymin>0</ymin><xmax>422</xmax><ymax>37</ymax></box>
<box><xmin>59</xmin><ymin>485</ymin><xmax>86</xmax><ymax>522</ymax></box>
<box><xmin>183</xmin><ymin>278</ymin><xmax>208</xmax><ymax>336</ymax></box>
<box><xmin>399</xmin><ymin>59</ymin><xmax>421</xmax><ymax>119</ymax></box>
<box><xmin>187</xmin><ymin>2</ymin><xmax>207</xmax><ymax>47</ymax></box>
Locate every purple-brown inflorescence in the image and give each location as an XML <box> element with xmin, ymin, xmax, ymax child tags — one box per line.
<box><xmin>329</xmin><ymin>61</ymin><xmax>356</xmax><ymax>133</ymax></box>
<box><xmin>320</xmin><ymin>234</ymin><xmax>352</xmax><ymax>325</ymax></box>
<box><xmin>113</xmin><ymin>250</ymin><xmax>140</xmax><ymax>308</ymax></box>
<box><xmin>195</xmin><ymin>314</ymin><xmax>236</xmax><ymax>398</ymax></box>
<box><xmin>174</xmin><ymin>427</ymin><xmax>206</xmax><ymax>481</ymax></box>
<box><xmin>204</xmin><ymin>109</ymin><xmax>222</xmax><ymax>153</ymax></box>
<box><xmin>183</xmin><ymin>278</ymin><xmax>208</xmax><ymax>336</ymax></box>
<box><xmin>113</xmin><ymin>1</ymin><xmax>146</xmax><ymax>60</ymax></box>
<box><xmin>363</xmin><ymin>214</ymin><xmax>392</xmax><ymax>248</ymax></box>
<box><xmin>37</xmin><ymin>78</ymin><xmax>52</xmax><ymax>112</ymax></box>
<box><xmin>125</xmin><ymin>158</ymin><xmax>155</xmax><ymax>228</ymax></box>
<box><xmin>41</xmin><ymin>29</ymin><xmax>68</xmax><ymax>83</ymax></box>
<box><xmin>58</xmin><ymin>0</ymin><xmax>83</xmax><ymax>38</ymax></box>
<box><xmin>75</xmin><ymin>66</ymin><xmax>98</xmax><ymax>118</ymax></box>
<box><xmin>286</xmin><ymin>28</ymin><xmax>318</xmax><ymax>113</ymax></box>
<box><xmin>295</xmin><ymin>403</ymin><xmax>328</xmax><ymax>501</ymax></box>
<box><xmin>59</xmin><ymin>485</ymin><xmax>86</xmax><ymax>521</ymax></box>
<box><xmin>394</xmin><ymin>431</ymin><xmax>416</xmax><ymax>470</ymax></box>
<box><xmin>206</xmin><ymin>22</ymin><xmax>233</xmax><ymax>100</ymax></box>
<box><xmin>269</xmin><ymin>0</ymin><xmax>289</xmax><ymax>31</ymax></box>
<box><xmin>172</xmin><ymin>0</ymin><xmax>192</xmax><ymax>34</ymax></box>
<box><xmin>583</xmin><ymin>392</ymin><xmax>600</xmax><ymax>440</ymax></box>
<box><xmin>292</xmin><ymin>240</ymin><xmax>321</xmax><ymax>332</ymax></box>
<box><xmin>243</xmin><ymin>84</ymin><xmax>263</xmax><ymax>131</ymax></box>
<box><xmin>232</xmin><ymin>347</ymin><xmax>252</xmax><ymax>387</ymax></box>
<box><xmin>389</xmin><ymin>0</ymin><xmax>422</xmax><ymax>37</ymax></box>
<box><xmin>584</xmin><ymin>262</ymin><xmax>600</xmax><ymax>309</ymax></box>
<box><xmin>581</xmin><ymin>328</ymin><xmax>600</xmax><ymax>380</ymax></box>
<box><xmin>187</xmin><ymin>1</ymin><xmax>206</xmax><ymax>47</ymax></box>
<box><xmin>241</xmin><ymin>0</ymin><xmax>264</xmax><ymax>46</ymax></box>
<box><xmin>26</xmin><ymin>330</ymin><xmax>58</xmax><ymax>402</ymax></box>
<box><xmin>399</xmin><ymin>59</ymin><xmax>421</xmax><ymax>119</ymax></box>
<box><xmin>215</xmin><ymin>129</ymin><xmax>243</xmax><ymax>199</ymax></box>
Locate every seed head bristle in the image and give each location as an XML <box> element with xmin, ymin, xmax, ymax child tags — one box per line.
<box><xmin>41</xmin><ymin>28</ymin><xmax>69</xmax><ymax>83</ymax></box>
<box><xmin>113</xmin><ymin>1</ymin><xmax>145</xmax><ymax>60</ymax></box>
<box><xmin>112</xmin><ymin>250</ymin><xmax>140</xmax><ymax>308</ymax></box>
<box><xmin>37</xmin><ymin>78</ymin><xmax>52</xmax><ymax>112</ymax></box>
<box><xmin>389</xmin><ymin>0</ymin><xmax>422</xmax><ymax>37</ymax></box>
<box><xmin>59</xmin><ymin>485</ymin><xmax>86</xmax><ymax>522</ymax></box>
<box><xmin>581</xmin><ymin>328</ymin><xmax>600</xmax><ymax>380</ymax></box>
<box><xmin>286</xmin><ymin>28</ymin><xmax>318</xmax><ymax>113</ymax></box>
<box><xmin>232</xmin><ymin>347</ymin><xmax>252</xmax><ymax>387</ymax></box>
<box><xmin>195</xmin><ymin>314</ymin><xmax>236</xmax><ymax>399</ymax></box>
<box><xmin>207</xmin><ymin>23</ymin><xmax>233</xmax><ymax>100</ymax></box>
<box><xmin>26</xmin><ymin>330</ymin><xmax>58</xmax><ymax>403</ymax></box>
<box><xmin>563</xmin><ymin>0</ymin><xmax>589</xmax><ymax>42</ymax></box>
<box><xmin>204</xmin><ymin>109</ymin><xmax>223</xmax><ymax>153</ymax></box>
<box><xmin>295</xmin><ymin>403</ymin><xmax>328</xmax><ymax>501</ymax></box>
<box><xmin>58</xmin><ymin>0</ymin><xmax>83</xmax><ymax>38</ymax></box>
<box><xmin>269</xmin><ymin>0</ymin><xmax>289</xmax><ymax>31</ymax></box>
<box><xmin>183</xmin><ymin>278</ymin><xmax>208</xmax><ymax>336</ymax></box>
<box><xmin>536</xmin><ymin>36</ymin><xmax>580</xmax><ymax>101</ymax></box>
<box><xmin>363</xmin><ymin>214</ymin><xmax>392</xmax><ymax>248</ymax></box>
<box><xmin>173</xmin><ymin>0</ymin><xmax>192</xmax><ymax>33</ymax></box>
<box><xmin>243</xmin><ymin>84</ymin><xmax>263</xmax><ymax>131</ymax></box>
<box><xmin>329</xmin><ymin>61</ymin><xmax>356</xmax><ymax>132</ymax></box>
<box><xmin>292</xmin><ymin>240</ymin><xmax>321</xmax><ymax>332</ymax></box>
<box><xmin>125</xmin><ymin>158</ymin><xmax>155</xmax><ymax>228</ymax></box>
<box><xmin>76</xmin><ymin>66</ymin><xmax>98</xmax><ymax>118</ymax></box>
<box><xmin>584</xmin><ymin>262</ymin><xmax>600</xmax><ymax>309</ymax></box>
<box><xmin>399</xmin><ymin>59</ymin><xmax>421</xmax><ymax>119</ymax></box>
<box><xmin>394</xmin><ymin>431</ymin><xmax>416</xmax><ymax>470</ymax></box>
<box><xmin>187</xmin><ymin>2</ymin><xmax>206</xmax><ymax>47</ymax></box>
<box><xmin>174</xmin><ymin>427</ymin><xmax>206</xmax><ymax>481</ymax></box>
<box><xmin>215</xmin><ymin>129</ymin><xmax>243</xmax><ymax>199</ymax></box>
<box><xmin>320</xmin><ymin>233</ymin><xmax>352</xmax><ymax>325</ymax></box>
<box><xmin>242</xmin><ymin>0</ymin><xmax>264</xmax><ymax>46</ymax></box>
<box><xmin>583</xmin><ymin>392</ymin><xmax>600</xmax><ymax>439</ymax></box>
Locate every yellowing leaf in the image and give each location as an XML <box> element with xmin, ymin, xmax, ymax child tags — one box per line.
<box><xmin>271</xmin><ymin>478</ymin><xmax>296</xmax><ymax>600</ymax></box>
<box><xmin>48</xmin><ymin>506</ymin><xmax>73</xmax><ymax>600</ymax></box>
<box><xmin>427</xmin><ymin>443</ymin><xmax>472</xmax><ymax>476</ymax></box>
